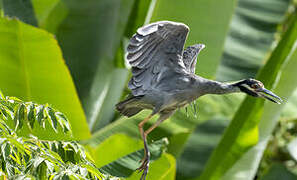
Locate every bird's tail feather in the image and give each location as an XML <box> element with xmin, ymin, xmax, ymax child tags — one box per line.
<box><xmin>116</xmin><ymin>96</ymin><xmax>143</xmax><ymax>117</ymax></box>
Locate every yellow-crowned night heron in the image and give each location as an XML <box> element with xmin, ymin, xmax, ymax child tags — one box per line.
<box><xmin>116</xmin><ymin>21</ymin><xmax>282</xmax><ymax>180</ymax></box>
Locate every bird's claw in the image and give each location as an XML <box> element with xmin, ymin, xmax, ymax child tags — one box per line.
<box><xmin>137</xmin><ymin>153</ymin><xmax>150</xmax><ymax>180</ymax></box>
<box><xmin>137</xmin><ymin>158</ymin><xmax>149</xmax><ymax>172</ymax></box>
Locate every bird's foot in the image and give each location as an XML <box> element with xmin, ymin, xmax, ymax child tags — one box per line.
<box><xmin>137</xmin><ymin>153</ymin><xmax>150</xmax><ymax>180</ymax></box>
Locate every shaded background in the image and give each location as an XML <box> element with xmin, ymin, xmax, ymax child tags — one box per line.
<box><xmin>0</xmin><ymin>0</ymin><xmax>297</xmax><ymax>179</ymax></box>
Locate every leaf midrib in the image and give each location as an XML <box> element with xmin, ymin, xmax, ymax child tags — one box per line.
<box><xmin>16</xmin><ymin>20</ymin><xmax>31</xmax><ymax>99</ymax></box>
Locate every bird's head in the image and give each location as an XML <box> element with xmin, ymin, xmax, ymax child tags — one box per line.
<box><xmin>233</xmin><ymin>79</ymin><xmax>282</xmax><ymax>104</ymax></box>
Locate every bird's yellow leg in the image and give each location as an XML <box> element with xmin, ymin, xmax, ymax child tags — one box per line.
<box><xmin>138</xmin><ymin>114</ymin><xmax>153</xmax><ymax>158</ymax></box>
<box><xmin>144</xmin><ymin>119</ymin><xmax>164</xmax><ymax>135</ymax></box>
<box><xmin>137</xmin><ymin>111</ymin><xmax>175</xmax><ymax>180</ymax></box>
<box><xmin>144</xmin><ymin>111</ymin><xmax>174</xmax><ymax>136</ymax></box>
<box><xmin>137</xmin><ymin>114</ymin><xmax>153</xmax><ymax>180</ymax></box>
<box><xmin>138</xmin><ymin>114</ymin><xmax>153</xmax><ymax>141</ymax></box>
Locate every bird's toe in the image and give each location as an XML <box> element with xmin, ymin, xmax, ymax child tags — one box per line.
<box><xmin>136</xmin><ymin>156</ymin><xmax>150</xmax><ymax>180</ymax></box>
<box><xmin>140</xmin><ymin>167</ymin><xmax>148</xmax><ymax>180</ymax></box>
<box><xmin>137</xmin><ymin>158</ymin><xmax>149</xmax><ymax>172</ymax></box>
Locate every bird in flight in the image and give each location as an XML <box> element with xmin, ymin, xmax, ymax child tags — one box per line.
<box><xmin>116</xmin><ymin>21</ymin><xmax>282</xmax><ymax>180</ymax></box>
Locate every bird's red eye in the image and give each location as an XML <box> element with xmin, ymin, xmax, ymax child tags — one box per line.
<box><xmin>251</xmin><ymin>83</ymin><xmax>262</xmax><ymax>89</ymax></box>
<box><xmin>251</xmin><ymin>84</ymin><xmax>257</xmax><ymax>89</ymax></box>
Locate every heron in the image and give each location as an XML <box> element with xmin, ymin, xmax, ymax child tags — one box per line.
<box><xmin>116</xmin><ymin>21</ymin><xmax>282</xmax><ymax>180</ymax></box>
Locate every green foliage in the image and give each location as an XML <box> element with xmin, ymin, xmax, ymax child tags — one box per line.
<box><xmin>0</xmin><ymin>130</ymin><xmax>103</xmax><ymax>179</ymax></box>
<box><xmin>0</xmin><ymin>0</ymin><xmax>297</xmax><ymax>180</ymax></box>
<box><xmin>55</xmin><ymin>0</ymin><xmax>136</xmax><ymax>132</ymax></box>
<box><xmin>220</xmin><ymin>41</ymin><xmax>297</xmax><ymax>179</ymax></box>
<box><xmin>0</xmin><ymin>93</ymin><xmax>71</xmax><ymax>134</ymax></box>
<box><xmin>2</xmin><ymin>0</ymin><xmax>38</xmax><ymax>26</ymax></box>
<box><xmin>31</xmin><ymin>0</ymin><xmax>67</xmax><ymax>33</ymax></box>
<box><xmin>199</xmin><ymin>10</ymin><xmax>297</xmax><ymax>180</ymax></box>
<box><xmin>95</xmin><ymin>135</ymin><xmax>169</xmax><ymax>178</ymax></box>
<box><xmin>260</xmin><ymin>164</ymin><xmax>297</xmax><ymax>180</ymax></box>
<box><xmin>127</xmin><ymin>153</ymin><xmax>176</xmax><ymax>180</ymax></box>
<box><xmin>0</xmin><ymin>96</ymin><xmax>103</xmax><ymax>179</ymax></box>
<box><xmin>176</xmin><ymin>118</ymin><xmax>229</xmax><ymax>179</ymax></box>
<box><xmin>151</xmin><ymin>0</ymin><xmax>237</xmax><ymax>79</ymax></box>
<box><xmin>216</xmin><ymin>0</ymin><xmax>290</xmax><ymax>81</ymax></box>
<box><xmin>0</xmin><ymin>91</ymin><xmax>174</xmax><ymax>179</ymax></box>
<box><xmin>0</xmin><ymin>92</ymin><xmax>169</xmax><ymax>179</ymax></box>
<box><xmin>177</xmin><ymin>1</ymin><xmax>297</xmax><ymax>180</ymax></box>
<box><xmin>84</xmin><ymin>111</ymin><xmax>181</xmax><ymax>178</ymax></box>
<box><xmin>259</xmin><ymin>118</ymin><xmax>297</xmax><ymax>178</ymax></box>
<box><xmin>0</xmin><ymin>15</ymin><xmax>90</xmax><ymax>140</ymax></box>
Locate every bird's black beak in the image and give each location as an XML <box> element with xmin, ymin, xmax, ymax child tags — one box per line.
<box><xmin>256</xmin><ymin>88</ymin><xmax>283</xmax><ymax>104</ymax></box>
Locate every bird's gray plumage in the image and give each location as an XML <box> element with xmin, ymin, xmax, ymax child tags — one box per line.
<box><xmin>127</xmin><ymin>21</ymin><xmax>189</xmax><ymax>97</ymax></box>
<box><xmin>117</xmin><ymin>21</ymin><xmax>282</xmax><ymax>180</ymax></box>
<box><xmin>183</xmin><ymin>44</ymin><xmax>205</xmax><ymax>73</ymax></box>
<box><xmin>125</xmin><ymin>21</ymin><xmax>218</xmax><ymax>115</ymax></box>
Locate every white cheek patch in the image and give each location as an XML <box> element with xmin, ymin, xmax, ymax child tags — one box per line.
<box><xmin>242</xmin><ymin>84</ymin><xmax>254</xmax><ymax>91</ymax></box>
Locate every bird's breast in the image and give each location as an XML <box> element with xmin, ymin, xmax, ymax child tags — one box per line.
<box><xmin>162</xmin><ymin>92</ymin><xmax>195</xmax><ymax>110</ymax></box>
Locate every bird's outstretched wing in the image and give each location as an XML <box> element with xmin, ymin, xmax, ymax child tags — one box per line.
<box><xmin>127</xmin><ymin>21</ymin><xmax>189</xmax><ymax>96</ymax></box>
<box><xmin>182</xmin><ymin>44</ymin><xmax>205</xmax><ymax>74</ymax></box>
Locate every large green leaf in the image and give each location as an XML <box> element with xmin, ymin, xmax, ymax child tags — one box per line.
<box><xmin>127</xmin><ymin>153</ymin><xmax>176</xmax><ymax>180</ymax></box>
<box><xmin>176</xmin><ymin>0</ymin><xmax>291</xmax><ymax>179</ymax></box>
<box><xmin>84</xmin><ymin>109</ymin><xmax>191</xmax><ymax>178</ymax></box>
<box><xmin>55</xmin><ymin>0</ymin><xmax>155</xmax><ymax>132</ymax></box>
<box><xmin>85</xmin><ymin>110</ymin><xmax>189</xmax><ymax>148</ymax></box>
<box><xmin>175</xmin><ymin>94</ymin><xmax>244</xmax><ymax>180</ymax></box>
<box><xmin>2</xmin><ymin>0</ymin><xmax>38</xmax><ymax>26</ymax></box>
<box><xmin>85</xmin><ymin>0</ymin><xmax>157</xmax><ymax>131</ymax></box>
<box><xmin>151</xmin><ymin>0</ymin><xmax>237</xmax><ymax>79</ymax></box>
<box><xmin>86</xmin><ymin>94</ymin><xmax>241</xmax><ymax>178</ymax></box>
<box><xmin>87</xmin><ymin>95</ymin><xmax>244</xmax><ymax>179</ymax></box>
<box><xmin>89</xmin><ymin>134</ymin><xmax>169</xmax><ymax>178</ymax></box>
<box><xmin>281</xmin><ymin>90</ymin><xmax>297</xmax><ymax>119</ymax></box>
<box><xmin>176</xmin><ymin>118</ymin><xmax>229</xmax><ymax>179</ymax></box>
<box><xmin>83</xmin><ymin>60</ymin><xmax>129</xmax><ymax>132</ymax></box>
<box><xmin>90</xmin><ymin>134</ymin><xmax>143</xmax><ymax>168</ymax></box>
<box><xmin>199</xmin><ymin>11</ymin><xmax>297</xmax><ymax>180</ymax></box>
<box><xmin>31</xmin><ymin>0</ymin><xmax>68</xmax><ymax>34</ymax></box>
<box><xmin>259</xmin><ymin>164</ymin><xmax>297</xmax><ymax>180</ymax></box>
<box><xmin>221</xmin><ymin>18</ymin><xmax>297</xmax><ymax>179</ymax></box>
<box><xmin>1</xmin><ymin>0</ymin><xmax>67</xmax><ymax>34</ymax></box>
<box><xmin>216</xmin><ymin>0</ymin><xmax>290</xmax><ymax>81</ymax></box>
<box><xmin>1</xmin><ymin>0</ymin><xmax>156</xmax><ymax>134</ymax></box>
<box><xmin>124</xmin><ymin>0</ymin><xmax>156</xmax><ymax>38</ymax></box>
<box><xmin>0</xmin><ymin>17</ymin><xmax>90</xmax><ymax>140</ymax></box>
<box><xmin>31</xmin><ymin>0</ymin><xmax>60</xmax><ymax>25</ymax></box>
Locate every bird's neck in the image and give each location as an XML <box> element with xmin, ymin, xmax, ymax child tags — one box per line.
<box><xmin>196</xmin><ymin>78</ymin><xmax>241</xmax><ymax>96</ymax></box>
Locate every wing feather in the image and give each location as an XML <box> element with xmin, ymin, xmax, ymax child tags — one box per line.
<box><xmin>182</xmin><ymin>44</ymin><xmax>205</xmax><ymax>73</ymax></box>
<box><xmin>126</xmin><ymin>21</ymin><xmax>189</xmax><ymax>96</ymax></box>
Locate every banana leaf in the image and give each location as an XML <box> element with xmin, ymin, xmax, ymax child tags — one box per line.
<box><xmin>0</xmin><ymin>16</ymin><xmax>90</xmax><ymax>140</ymax></box>
<box><xmin>199</xmin><ymin>11</ymin><xmax>297</xmax><ymax>180</ymax></box>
